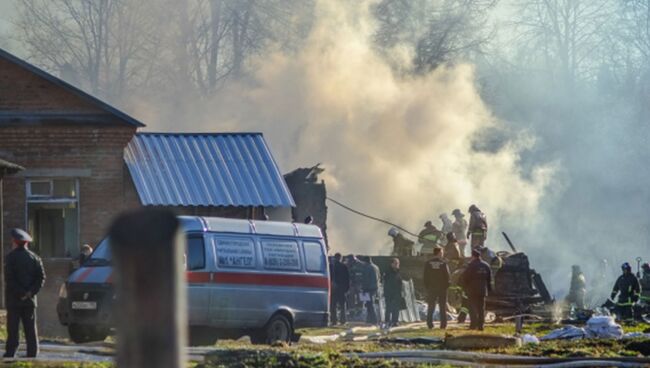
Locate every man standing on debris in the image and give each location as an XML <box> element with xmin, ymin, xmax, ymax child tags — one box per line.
<box><xmin>419</xmin><ymin>221</ymin><xmax>443</xmax><ymax>255</ymax></box>
<box><xmin>388</xmin><ymin>228</ymin><xmax>414</xmax><ymax>256</ymax></box>
<box><xmin>361</xmin><ymin>256</ymin><xmax>381</xmax><ymax>325</ymax></box>
<box><xmin>330</xmin><ymin>253</ymin><xmax>350</xmax><ymax>325</ymax></box>
<box><xmin>566</xmin><ymin>265</ymin><xmax>587</xmax><ymax>309</ymax></box>
<box><xmin>383</xmin><ymin>258</ymin><xmax>405</xmax><ymax>327</ymax></box>
<box><xmin>452</xmin><ymin>209</ymin><xmax>468</xmax><ymax>257</ymax></box>
<box><xmin>610</xmin><ymin>262</ymin><xmax>641</xmax><ymax>320</ymax></box>
<box><xmin>439</xmin><ymin>214</ymin><xmax>453</xmax><ymax>244</ymax></box>
<box><xmin>444</xmin><ymin>232</ymin><xmax>462</xmax><ymax>265</ymax></box>
<box><xmin>4</xmin><ymin>229</ymin><xmax>46</xmax><ymax>358</ymax></box>
<box><xmin>461</xmin><ymin>249</ymin><xmax>492</xmax><ymax>330</ymax></box>
<box><xmin>423</xmin><ymin>247</ymin><xmax>450</xmax><ymax>329</ymax></box>
<box><xmin>467</xmin><ymin>205</ymin><xmax>488</xmax><ymax>248</ymax></box>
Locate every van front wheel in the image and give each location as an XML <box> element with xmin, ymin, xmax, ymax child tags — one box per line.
<box><xmin>251</xmin><ymin>314</ymin><xmax>292</xmax><ymax>345</ymax></box>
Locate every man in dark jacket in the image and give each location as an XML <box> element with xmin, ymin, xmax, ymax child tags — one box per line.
<box><xmin>467</xmin><ymin>205</ymin><xmax>487</xmax><ymax>248</ymax></box>
<box><xmin>330</xmin><ymin>253</ymin><xmax>350</xmax><ymax>325</ymax></box>
<box><xmin>360</xmin><ymin>256</ymin><xmax>380</xmax><ymax>325</ymax></box>
<box><xmin>611</xmin><ymin>262</ymin><xmax>641</xmax><ymax>320</ymax></box>
<box><xmin>4</xmin><ymin>228</ymin><xmax>45</xmax><ymax>358</ymax></box>
<box><xmin>423</xmin><ymin>247</ymin><xmax>449</xmax><ymax>329</ymax></box>
<box><xmin>383</xmin><ymin>258</ymin><xmax>404</xmax><ymax>327</ymax></box>
<box><xmin>461</xmin><ymin>249</ymin><xmax>491</xmax><ymax>330</ymax></box>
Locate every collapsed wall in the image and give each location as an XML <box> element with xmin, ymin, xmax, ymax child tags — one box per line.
<box><xmin>284</xmin><ymin>164</ymin><xmax>328</xmax><ymax>248</ymax></box>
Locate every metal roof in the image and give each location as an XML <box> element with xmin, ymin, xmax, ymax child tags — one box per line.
<box><xmin>0</xmin><ymin>48</ymin><xmax>144</xmax><ymax>127</ymax></box>
<box><xmin>124</xmin><ymin>133</ymin><xmax>295</xmax><ymax>207</ymax></box>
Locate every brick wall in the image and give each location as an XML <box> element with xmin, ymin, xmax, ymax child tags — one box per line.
<box><xmin>0</xmin><ymin>57</ymin><xmax>102</xmax><ymax>112</ymax></box>
<box><xmin>0</xmin><ymin>125</ymin><xmax>137</xmax><ymax>253</ymax></box>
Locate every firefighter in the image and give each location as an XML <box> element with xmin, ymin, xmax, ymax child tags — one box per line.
<box><xmin>566</xmin><ymin>265</ymin><xmax>586</xmax><ymax>309</ymax></box>
<box><xmin>419</xmin><ymin>221</ymin><xmax>443</xmax><ymax>255</ymax></box>
<box><xmin>388</xmin><ymin>228</ymin><xmax>414</xmax><ymax>256</ymax></box>
<box><xmin>423</xmin><ymin>247</ymin><xmax>450</xmax><ymax>329</ymax></box>
<box><xmin>444</xmin><ymin>232</ymin><xmax>462</xmax><ymax>264</ymax></box>
<box><xmin>4</xmin><ymin>228</ymin><xmax>45</xmax><ymax>358</ymax></box>
<box><xmin>451</xmin><ymin>209</ymin><xmax>468</xmax><ymax>257</ymax></box>
<box><xmin>439</xmin><ymin>213</ymin><xmax>453</xmax><ymax>245</ymax></box>
<box><xmin>610</xmin><ymin>262</ymin><xmax>641</xmax><ymax>320</ymax></box>
<box><xmin>467</xmin><ymin>205</ymin><xmax>487</xmax><ymax>248</ymax></box>
<box><xmin>461</xmin><ymin>249</ymin><xmax>492</xmax><ymax>330</ymax></box>
<box><xmin>640</xmin><ymin>263</ymin><xmax>650</xmax><ymax>303</ymax></box>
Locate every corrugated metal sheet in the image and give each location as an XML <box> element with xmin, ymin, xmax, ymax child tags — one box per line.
<box><xmin>124</xmin><ymin>133</ymin><xmax>295</xmax><ymax>207</ymax></box>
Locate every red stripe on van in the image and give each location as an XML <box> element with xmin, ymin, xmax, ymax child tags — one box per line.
<box><xmin>214</xmin><ymin>272</ymin><xmax>329</xmax><ymax>289</ymax></box>
<box><xmin>75</xmin><ymin>268</ymin><xmax>94</xmax><ymax>283</ymax></box>
<box><xmin>187</xmin><ymin>272</ymin><xmax>211</xmax><ymax>283</ymax></box>
<box><xmin>185</xmin><ymin>271</ymin><xmax>329</xmax><ymax>289</ymax></box>
<box><xmin>105</xmin><ymin>271</ymin><xmax>113</xmax><ymax>284</ymax></box>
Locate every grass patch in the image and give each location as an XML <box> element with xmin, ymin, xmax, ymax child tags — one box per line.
<box><xmin>200</xmin><ymin>349</ymin><xmax>454</xmax><ymax>368</ymax></box>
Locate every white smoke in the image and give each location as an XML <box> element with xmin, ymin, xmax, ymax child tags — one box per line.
<box><xmin>141</xmin><ymin>1</ymin><xmax>556</xmax><ymax>256</ymax></box>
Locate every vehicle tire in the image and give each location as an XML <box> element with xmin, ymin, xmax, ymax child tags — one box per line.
<box><xmin>251</xmin><ymin>314</ymin><xmax>293</xmax><ymax>345</ymax></box>
<box><xmin>68</xmin><ymin>324</ymin><xmax>108</xmax><ymax>344</ymax></box>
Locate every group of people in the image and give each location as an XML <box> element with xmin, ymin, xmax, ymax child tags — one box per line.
<box><xmin>330</xmin><ymin>229</ymin><xmax>495</xmax><ymax>330</ymax></box>
<box><xmin>329</xmin><ymin>253</ymin><xmax>415</xmax><ymax>327</ymax></box>
<box><xmin>566</xmin><ymin>261</ymin><xmax>650</xmax><ymax>320</ymax></box>
<box><xmin>389</xmin><ymin>205</ymin><xmax>488</xmax><ymax>259</ymax></box>
<box><xmin>329</xmin><ymin>253</ymin><xmax>388</xmax><ymax>326</ymax></box>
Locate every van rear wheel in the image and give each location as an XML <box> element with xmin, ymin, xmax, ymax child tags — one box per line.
<box><xmin>68</xmin><ymin>324</ymin><xmax>108</xmax><ymax>344</ymax></box>
<box><xmin>251</xmin><ymin>314</ymin><xmax>292</xmax><ymax>345</ymax></box>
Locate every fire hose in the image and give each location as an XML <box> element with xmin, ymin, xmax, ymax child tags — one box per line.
<box><xmin>350</xmin><ymin>350</ymin><xmax>650</xmax><ymax>367</ymax></box>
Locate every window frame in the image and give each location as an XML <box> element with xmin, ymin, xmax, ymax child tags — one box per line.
<box><xmin>212</xmin><ymin>235</ymin><xmax>257</xmax><ymax>270</ymax></box>
<box><xmin>303</xmin><ymin>241</ymin><xmax>326</xmax><ymax>273</ymax></box>
<box><xmin>260</xmin><ymin>238</ymin><xmax>302</xmax><ymax>272</ymax></box>
<box><xmin>186</xmin><ymin>234</ymin><xmax>206</xmax><ymax>271</ymax></box>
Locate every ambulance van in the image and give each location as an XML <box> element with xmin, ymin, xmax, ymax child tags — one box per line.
<box><xmin>57</xmin><ymin>216</ymin><xmax>330</xmax><ymax>345</ymax></box>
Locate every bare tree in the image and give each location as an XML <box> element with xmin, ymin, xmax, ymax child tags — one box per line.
<box><xmin>511</xmin><ymin>0</ymin><xmax>614</xmax><ymax>87</ymax></box>
<box><xmin>172</xmin><ymin>0</ymin><xmax>314</xmax><ymax>96</ymax></box>
<box><xmin>373</xmin><ymin>0</ymin><xmax>497</xmax><ymax>73</ymax></box>
<box><xmin>613</xmin><ymin>0</ymin><xmax>650</xmax><ymax>119</ymax></box>
<box><xmin>14</xmin><ymin>0</ymin><xmax>164</xmax><ymax>101</ymax></box>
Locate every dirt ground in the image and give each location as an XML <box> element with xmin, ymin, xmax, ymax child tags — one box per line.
<box><xmin>0</xmin><ymin>316</ymin><xmax>649</xmax><ymax>367</ymax></box>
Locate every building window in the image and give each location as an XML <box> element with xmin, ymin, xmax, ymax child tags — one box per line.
<box><xmin>26</xmin><ymin>179</ymin><xmax>79</xmax><ymax>258</ymax></box>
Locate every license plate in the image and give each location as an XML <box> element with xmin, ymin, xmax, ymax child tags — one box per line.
<box><xmin>71</xmin><ymin>301</ymin><xmax>97</xmax><ymax>310</ymax></box>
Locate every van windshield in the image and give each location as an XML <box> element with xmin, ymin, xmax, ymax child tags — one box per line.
<box><xmin>85</xmin><ymin>238</ymin><xmax>111</xmax><ymax>266</ymax></box>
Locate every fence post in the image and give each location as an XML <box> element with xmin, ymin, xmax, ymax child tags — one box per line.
<box><xmin>109</xmin><ymin>208</ymin><xmax>186</xmax><ymax>368</ymax></box>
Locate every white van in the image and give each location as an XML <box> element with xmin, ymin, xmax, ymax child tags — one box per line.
<box><xmin>57</xmin><ymin>216</ymin><xmax>330</xmax><ymax>345</ymax></box>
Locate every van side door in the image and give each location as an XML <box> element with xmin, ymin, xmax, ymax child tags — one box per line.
<box><xmin>186</xmin><ymin>233</ymin><xmax>210</xmax><ymax>326</ymax></box>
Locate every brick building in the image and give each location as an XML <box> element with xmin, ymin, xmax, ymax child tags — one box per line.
<box><xmin>0</xmin><ymin>48</ymin><xmax>294</xmax><ymax>259</ymax></box>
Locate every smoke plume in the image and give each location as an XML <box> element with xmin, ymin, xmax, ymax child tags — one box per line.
<box><xmin>139</xmin><ymin>1</ymin><xmax>556</xmax><ymax>260</ymax></box>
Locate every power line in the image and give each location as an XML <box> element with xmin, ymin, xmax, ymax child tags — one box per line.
<box><xmin>326</xmin><ymin>196</ymin><xmax>421</xmax><ymax>239</ymax></box>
